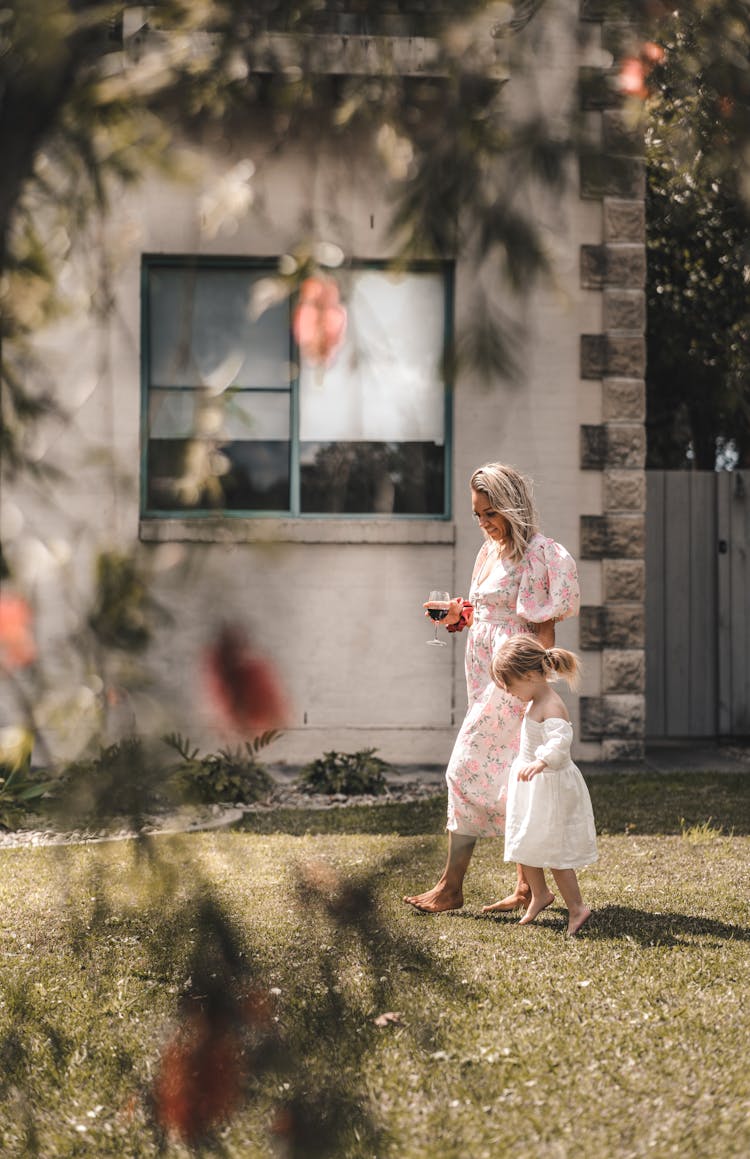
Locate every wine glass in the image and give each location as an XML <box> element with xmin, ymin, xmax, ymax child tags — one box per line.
<box><xmin>425</xmin><ymin>590</ymin><xmax>451</xmax><ymax>646</ymax></box>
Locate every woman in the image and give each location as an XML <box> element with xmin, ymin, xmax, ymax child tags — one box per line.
<box><xmin>403</xmin><ymin>463</ymin><xmax>579</xmax><ymax>914</ymax></box>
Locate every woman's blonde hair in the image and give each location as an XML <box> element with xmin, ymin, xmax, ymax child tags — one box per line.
<box><xmin>491</xmin><ymin>634</ymin><xmax>581</xmax><ymax>691</ymax></box>
<box><xmin>470</xmin><ymin>463</ymin><xmax>539</xmax><ymax>563</ymax></box>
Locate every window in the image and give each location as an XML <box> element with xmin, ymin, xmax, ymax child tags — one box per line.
<box><xmin>141</xmin><ymin>257</ymin><xmax>452</xmax><ymax>518</ymax></box>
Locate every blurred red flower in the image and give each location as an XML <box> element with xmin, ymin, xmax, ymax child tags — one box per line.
<box><xmin>203</xmin><ymin>626</ymin><xmax>288</xmax><ymax>733</ymax></box>
<box><xmin>619</xmin><ymin>41</ymin><xmax>665</xmax><ymax>100</ymax></box>
<box><xmin>718</xmin><ymin>95</ymin><xmax>735</xmax><ymax>120</ymax></box>
<box><xmin>619</xmin><ymin>57</ymin><xmax>648</xmax><ymax>98</ymax></box>
<box><xmin>641</xmin><ymin>41</ymin><xmax>665</xmax><ymax>66</ymax></box>
<box><xmin>152</xmin><ymin>1012</ymin><xmax>244</xmax><ymax>1143</ymax></box>
<box><xmin>0</xmin><ymin>595</ymin><xmax>36</xmax><ymax>668</ymax></box>
<box><xmin>292</xmin><ymin>276</ymin><xmax>347</xmax><ymax>366</ymax></box>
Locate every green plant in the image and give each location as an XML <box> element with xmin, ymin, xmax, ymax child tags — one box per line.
<box><xmin>680</xmin><ymin>816</ymin><xmax>727</xmax><ymax>844</ymax></box>
<box><xmin>297</xmin><ymin>748</ymin><xmax>392</xmax><ymax>797</ymax></box>
<box><xmin>55</xmin><ymin>736</ymin><xmax>169</xmax><ymax>824</ymax></box>
<box><xmin>163</xmin><ymin>731</ymin><xmax>277</xmax><ymax>805</ymax></box>
<box><xmin>0</xmin><ymin>754</ymin><xmax>53</xmax><ymax>830</ymax></box>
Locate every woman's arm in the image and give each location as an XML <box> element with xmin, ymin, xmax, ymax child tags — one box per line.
<box><xmin>532</xmin><ymin>619</ymin><xmax>556</xmax><ymax>648</ymax></box>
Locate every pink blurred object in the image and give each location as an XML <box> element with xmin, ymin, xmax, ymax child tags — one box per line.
<box><xmin>152</xmin><ymin>1012</ymin><xmax>244</xmax><ymax>1142</ymax></box>
<box><xmin>619</xmin><ymin>42</ymin><xmax>664</xmax><ymax>100</ymax></box>
<box><xmin>619</xmin><ymin>57</ymin><xmax>647</xmax><ymax>98</ymax></box>
<box><xmin>292</xmin><ymin>275</ymin><xmax>347</xmax><ymax>366</ymax></box>
<box><xmin>0</xmin><ymin>594</ymin><xmax>37</xmax><ymax>668</ymax></box>
<box><xmin>641</xmin><ymin>41</ymin><xmax>665</xmax><ymax>66</ymax></box>
<box><xmin>203</xmin><ymin>626</ymin><xmax>288</xmax><ymax>734</ymax></box>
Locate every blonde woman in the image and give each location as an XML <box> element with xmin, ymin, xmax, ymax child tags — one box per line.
<box><xmin>404</xmin><ymin>463</ymin><xmax>579</xmax><ymax>913</ymax></box>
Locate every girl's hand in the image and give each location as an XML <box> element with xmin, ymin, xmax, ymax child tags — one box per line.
<box><xmin>517</xmin><ymin>760</ymin><xmax>547</xmax><ymax>782</ymax></box>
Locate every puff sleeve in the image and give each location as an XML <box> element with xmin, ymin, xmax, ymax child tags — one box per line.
<box><xmin>516</xmin><ymin>535</ymin><xmax>580</xmax><ymax>624</ymax></box>
<box><xmin>534</xmin><ymin>719</ymin><xmax>573</xmax><ymax>770</ymax></box>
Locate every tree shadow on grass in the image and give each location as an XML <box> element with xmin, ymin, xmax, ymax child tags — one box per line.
<box><xmin>0</xmin><ymin>834</ymin><xmax>477</xmax><ymax>1158</ymax></box>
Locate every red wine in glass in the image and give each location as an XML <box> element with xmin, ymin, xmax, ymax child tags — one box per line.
<box><xmin>425</xmin><ymin>590</ymin><xmax>450</xmax><ymax>646</ymax></box>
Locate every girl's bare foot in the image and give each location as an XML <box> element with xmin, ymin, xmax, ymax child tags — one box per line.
<box><xmin>567</xmin><ymin>906</ymin><xmax>592</xmax><ymax>937</ymax></box>
<box><xmin>518</xmin><ymin>890</ymin><xmax>556</xmax><ymax>925</ymax></box>
<box><xmin>403</xmin><ymin>885</ymin><xmax>464</xmax><ymax>912</ymax></box>
<box><xmin>481</xmin><ymin>887</ymin><xmax>531</xmax><ymax>914</ymax></box>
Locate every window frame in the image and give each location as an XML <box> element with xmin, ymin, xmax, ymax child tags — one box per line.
<box><xmin>140</xmin><ymin>253</ymin><xmax>454</xmax><ymax>522</ymax></box>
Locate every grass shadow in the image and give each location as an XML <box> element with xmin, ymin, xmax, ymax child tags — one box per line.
<box><xmin>422</xmin><ymin>900</ymin><xmax>750</xmax><ymax>948</ymax></box>
<box><xmin>589</xmin><ymin>772</ymin><xmax>750</xmax><ymax>836</ymax></box>
<box><xmin>572</xmin><ymin>903</ymin><xmax>750</xmax><ymax>947</ymax></box>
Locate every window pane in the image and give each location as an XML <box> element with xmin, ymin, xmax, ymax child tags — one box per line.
<box><xmin>224</xmin><ymin>391</ymin><xmax>290</xmax><ymax>440</ymax></box>
<box><xmin>148</xmin><ymin>389</ymin><xmax>290</xmax><ymax>442</ymax></box>
<box><xmin>221</xmin><ymin>441</ymin><xmax>290</xmax><ymax>510</ymax></box>
<box><xmin>300</xmin><ymin>441</ymin><xmax>444</xmax><ymax>515</ymax></box>
<box><xmin>148</xmin><ymin>389</ymin><xmax>196</xmax><ymax>439</ymax></box>
<box><xmin>147</xmin><ymin>438</ymin><xmax>290</xmax><ymax>511</ymax></box>
<box><xmin>299</xmin><ymin>270</ymin><xmax>445</xmax><ymax>443</ymax></box>
<box><xmin>149</xmin><ymin>267</ymin><xmax>290</xmax><ymax>389</ymax></box>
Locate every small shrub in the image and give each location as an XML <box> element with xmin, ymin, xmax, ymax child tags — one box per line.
<box><xmin>0</xmin><ymin>756</ymin><xmax>53</xmax><ymax>830</ymax></box>
<box><xmin>298</xmin><ymin>749</ymin><xmax>392</xmax><ymax>797</ymax></box>
<box><xmin>56</xmin><ymin>737</ymin><xmax>168</xmax><ymax>822</ymax></box>
<box><xmin>163</xmin><ymin>732</ymin><xmax>277</xmax><ymax>805</ymax></box>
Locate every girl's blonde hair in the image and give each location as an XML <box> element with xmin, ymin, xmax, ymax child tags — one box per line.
<box><xmin>470</xmin><ymin>463</ymin><xmax>539</xmax><ymax>564</ymax></box>
<box><xmin>491</xmin><ymin>634</ymin><xmax>581</xmax><ymax>691</ymax></box>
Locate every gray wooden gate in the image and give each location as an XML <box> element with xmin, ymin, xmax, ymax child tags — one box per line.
<box><xmin>646</xmin><ymin>470</ymin><xmax>749</xmax><ymax>738</ymax></box>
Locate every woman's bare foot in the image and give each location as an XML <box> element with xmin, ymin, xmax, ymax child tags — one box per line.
<box><xmin>567</xmin><ymin>906</ymin><xmax>592</xmax><ymax>937</ymax></box>
<box><xmin>518</xmin><ymin>890</ymin><xmax>556</xmax><ymax>925</ymax></box>
<box><xmin>481</xmin><ymin>887</ymin><xmax>531</xmax><ymax>915</ymax></box>
<box><xmin>403</xmin><ymin>884</ymin><xmax>463</xmax><ymax>912</ymax></box>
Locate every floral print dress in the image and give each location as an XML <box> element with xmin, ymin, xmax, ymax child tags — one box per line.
<box><xmin>445</xmin><ymin>533</ymin><xmax>580</xmax><ymax>837</ymax></box>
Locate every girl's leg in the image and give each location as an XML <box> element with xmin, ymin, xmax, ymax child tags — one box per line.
<box><xmin>550</xmin><ymin>868</ymin><xmax>591</xmax><ymax>935</ymax></box>
<box><xmin>481</xmin><ymin>862</ymin><xmax>531</xmax><ymax>913</ymax></box>
<box><xmin>403</xmin><ymin>832</ymin><xmax>476</xmax><ymax>912</ymax></box>
<box><xmin>517</xmin><ymin>865</ymin><xmax>556</xmax><ymax>925</ymax></box>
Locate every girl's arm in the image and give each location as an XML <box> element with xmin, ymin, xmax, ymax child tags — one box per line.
<box><xmin>518</xmin><ymin>719</ymin><xmax>573</xmax><ymax>780</ymax></box>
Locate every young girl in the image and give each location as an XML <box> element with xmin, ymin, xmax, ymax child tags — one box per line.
<box><xmin>490</xmin><ymin>636</ymin><xmax>597</xmax><ymax>936</ymax></box>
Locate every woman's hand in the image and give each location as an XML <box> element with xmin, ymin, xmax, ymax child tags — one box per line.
<box><xmin>517</xmin><ymin>759</ymin><xmax>547</xmax><ymax>782</ymax></box>
<box><xmin>424</xmin><ymin>596</ymin><xmax>465</xmax><ymax>627</ymax></box>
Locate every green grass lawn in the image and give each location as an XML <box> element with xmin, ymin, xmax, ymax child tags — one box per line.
<box><xmin>0</xmin><ymin>773</ymin><xmax>748</xmax><ymax>1158</ymax></box>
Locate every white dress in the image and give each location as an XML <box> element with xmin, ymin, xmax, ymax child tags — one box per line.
<box><xmin>503</xmin><ymin>715</ymin><xmax>598</xmax><ymax>869</ymax></box>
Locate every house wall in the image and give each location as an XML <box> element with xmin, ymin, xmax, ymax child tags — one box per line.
<box><xmin>2</xmin><ymin>1</ymin><xmax>647</xmax><ymax>768</ymax></box>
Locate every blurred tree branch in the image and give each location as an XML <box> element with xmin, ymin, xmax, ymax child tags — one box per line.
<box><xmin>0</xmin><ymin>0</ymin><xmax>573</xmax><ymax>478</ymax></box>
<box><xmin>4</xmin><ymin>1</ymin><xmax>750</xmax><ymax>472</ymax></box>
